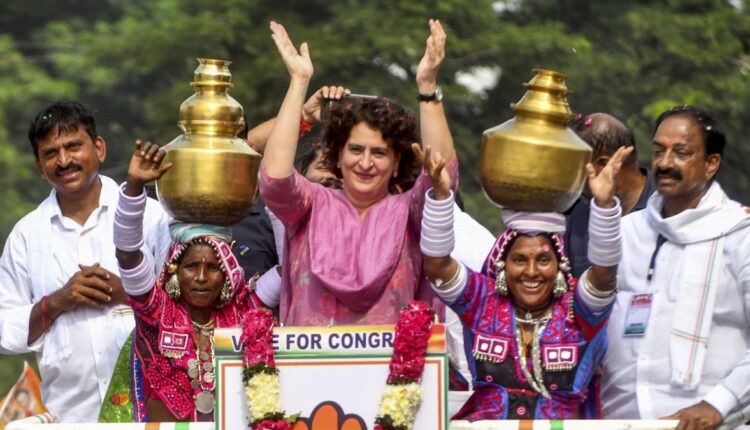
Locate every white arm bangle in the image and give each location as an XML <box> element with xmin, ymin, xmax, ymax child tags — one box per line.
<box><xmin>119</xmin><ymin>254</ymin><xmax>155</xmax><ymax>296</ymax></box>
<box><xmin>431</xmin><ymin>261</ymin><xmax>467</xmax><ymax>304</ymax></box>
<box><xmin>587</xmin><ymin>197</ymin><xmax>623</xmax><ymax>267</ymax></box>
<box><xmin>420</xmin><ymin>189</ymin><xmax>455</xmax><ymax>257</ymax></box>
<box><xmin>255</xmin><ymin>265</ymin><xmax>282</xmax><ymax>308</ymax></box>
<box><xmin>114</xmin><ymin>183</ymin><xmax>147</xmax><ymax>252</ymax></box>
<box><xmin>577</xmin><ymin>269</ymin><xmax>616</xmax><ymax>313</ymax></box>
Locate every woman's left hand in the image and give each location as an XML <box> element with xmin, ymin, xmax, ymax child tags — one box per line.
<box><xmin>586</xmin><ymin>146</ymin><xmax>634</xmax><ymax>208</ymax></box>
<box><xmin>416</xmin><ymin>19</ymin><xmax>447</xmax><ymax>93</ymax></box>
<box><xmin>412</xmin><ymin>143</ymin><xmax>451</xmax><ymax>200</ymax></box>
<box><xmin>269</xmin><ymin>21</ymin><xmax>313</xmax><ymax>82</ymax></box>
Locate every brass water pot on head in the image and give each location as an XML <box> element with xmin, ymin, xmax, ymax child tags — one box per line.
<box><xmin>480</xmin><ymin>69</ymin><xmax>591</xmax><ymax>213</ymax></box>
<box><xmin>156</xmin><ymin>58</ymin><xmax>261</xmax><ymax>225</ymax></box>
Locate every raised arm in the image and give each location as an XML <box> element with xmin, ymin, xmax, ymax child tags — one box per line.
<box><xmin>262</xmin><ymin>21</ymin><xmax>314</xmax><ymax>178</ymax></box>
<box><xmin>114</xmin><ymin>140</ymin><xmax>172</xmax><ymax>301</ymax></box>
<box><xmin>416</xmin><ymin>145</ymin><xmax>461</xmax><ymax>293</ymax></box>
<box><xmin>417</xmin><ymin>19</ymin><xmax>454</xmax><ymax>162</ymax></box>
<box><xmin>585</xmin><ymin>145</ymin><xmax>633</xmax><ymax>292</ymax></box>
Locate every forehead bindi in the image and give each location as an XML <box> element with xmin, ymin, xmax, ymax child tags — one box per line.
<box><xmin>509</xmin><ymin>236</ymin><xmax>555</xmax><ymax>257</ymax></box>
<box><xmin>653</xmin><ymin>115</ymin><xmax>703</xmax><ymax>149</ymax></box>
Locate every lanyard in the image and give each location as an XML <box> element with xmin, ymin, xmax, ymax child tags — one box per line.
<box><xmin>646</xmin><ymin>234</ymin><xmax>668</xmax><ymax>282</ymax></box>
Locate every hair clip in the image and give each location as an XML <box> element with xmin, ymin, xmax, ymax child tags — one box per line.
<box><xmin>584</xmin><ymin>118</ymin><xmax>593</xmax><ymax>126</ymax></box>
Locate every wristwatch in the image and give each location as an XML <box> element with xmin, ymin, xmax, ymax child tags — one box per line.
<box><xmin>417</xmin><ymin>85</ymin><xmax>442</xmax><ymax>102</ymax></box>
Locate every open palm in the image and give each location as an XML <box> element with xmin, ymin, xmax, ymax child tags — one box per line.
<box><xmin>587</xmin><ymin>146</ymin><xmax>634</xmax><ymax>207</ymax></box>
<box><xmin>127</xmin><ymin>140</ymin><xmax>172</xmax><ymax>185</ymax></box>
<box><xmin>270</xmin><ymin>21</ymin><xmax>313</xmax><ymax>81</ymax></box>
<box><xmin>416</xmin><ymin>19</ymin><xmax>447</xmax><ymax>87</ymax></box>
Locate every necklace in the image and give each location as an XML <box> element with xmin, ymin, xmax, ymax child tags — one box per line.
<box><xmin>192</xmin><ymin>319</ymin><xmax>214</xmax><ymax>337</ymax></box>
<box><xmin>187</xmin><ymin>325</ymin><xmax>215</xmax><ymax>415</ymax></box>
<box><xmin>514</xmin><ymin>308</ymin><xmax>552</xmax><ymax>399</ymax></box>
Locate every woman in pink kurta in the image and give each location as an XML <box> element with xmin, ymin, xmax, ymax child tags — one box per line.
<box><xmin>262</xmin><ymin>20</ymin><xmax>456</xmax><ymax>326</ymax></box>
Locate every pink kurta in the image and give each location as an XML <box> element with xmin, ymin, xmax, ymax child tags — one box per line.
<box><xmin>260</xmin><ymin>156</ymin><xmax>458</xmax><ymax>326</ymax></box>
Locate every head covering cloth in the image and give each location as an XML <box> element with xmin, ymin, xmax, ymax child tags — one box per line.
<box><xmin>157</xmin><ymin>222</ymin><xmax>245</xmax><ymax>304</ymax></box>
<box><xmin>482</xmin><ymin>210</ymin><xmax>574</xmax><ymax>284</ymax></box>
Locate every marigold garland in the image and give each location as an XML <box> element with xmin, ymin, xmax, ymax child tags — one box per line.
<box><xmin>374</xmin><ymin>301</ymin><xmax>434</xmax><ymax>430</ymax></box>
<box><xmin>241</xmin><ymin>309</ymin><xmax>298</xmax><ymax>429</ymax></box>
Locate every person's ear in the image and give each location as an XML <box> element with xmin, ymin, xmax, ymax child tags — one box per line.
<box><xmin>705</xmin><ymin>153</ymin><xmax>721</xmax><ymax>181</ymax></box>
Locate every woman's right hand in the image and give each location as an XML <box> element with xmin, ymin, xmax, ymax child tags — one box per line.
<box><xmin>413</xmin><ymin>144</ymin><xmax>452</xmax><ymax>200</ymax></box>
<box><xmin>270</xmin><ymin>21</ymin><xmax>313</xmax><ymax>82</ymax></box>
<box><xmin>125</xmin><ymin>139</ymin><xmax>172</xmax><ymax>196</ymax></box>
<box><xmin>302</xmin><ymin>85</ymin><xmax>351</xmax><ymax>124</ymax></box>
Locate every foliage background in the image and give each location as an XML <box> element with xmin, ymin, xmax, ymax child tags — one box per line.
<box><xmin>1</xmin><ymin>0</ymin><xmax>749</xmax><ymax>398</ymax></box>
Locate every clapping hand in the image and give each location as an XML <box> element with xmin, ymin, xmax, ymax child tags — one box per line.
<box><xmin>416</xmin><ymin>19</ymin><xmax>447</xmax><ymax>93</ymax></box>
<box><xmin>413</xmin><ymin>144</ymin><xmax>451</xmax><ymax>200</ymax></box>
<box><xmin>270</xmin><ymin>21</ymin><xmax>313</xmax><ymax>82</ymax></box>
<box><xmin>586</xmin><ymin>146</ymin><xmax>634</xmax><ymax>208</ymax></box>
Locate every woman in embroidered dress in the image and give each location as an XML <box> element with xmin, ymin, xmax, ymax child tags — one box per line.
<box><xmin>418</xmin><ymin>145</ymin><xmax>633</xmax><ymax>419</ymax></box>
<box><xmin>260</xmin><ymin>20</ymin><xmax>458</xmax><ymax>326</ymax></box>
<box><xmin>113</xmin><ymin>141</ymin><xmax>271</xmax><ymax>422</ymax></box>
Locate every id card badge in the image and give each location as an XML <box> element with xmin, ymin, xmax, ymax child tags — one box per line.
<box><xmin>624</xmin><ymin>293</ymin><xmax>653</xmax><ymax>336</ymax></box>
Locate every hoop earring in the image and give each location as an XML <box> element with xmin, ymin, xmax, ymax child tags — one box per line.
<box><xmin>165</xmin><ymin>274</ymin><xmax>181</xmax><ymax>300</ymax></box>
<box><xmin>553</xmin><ymin>271</ymin><xmax>568</xmax><ymax>298</ymax></box>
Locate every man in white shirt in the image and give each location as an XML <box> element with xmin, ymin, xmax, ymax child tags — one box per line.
<box><xmin>602</xmin><ymin>106</ymin><xmax>750</xmax><ymax>430</ymax></box>
<box><xmin>0</xmin><ymin>101</ymin><xmax>169</xmax><ymax>422</ymax></box>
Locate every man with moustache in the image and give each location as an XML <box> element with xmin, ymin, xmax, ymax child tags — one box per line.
<box><xmin>565</xmin><ymin>113</ymin><xmax>656</xmax><ymax>277</ymax></box>
<box><xmin>601</xmin><ymin>106</ymin><xmax>750</xmax><ymax>430</ymax></box>
<box><xmin>0</xmin><ymin>101</ymin><xmax>169</xmax><ymax>422</ymax></box>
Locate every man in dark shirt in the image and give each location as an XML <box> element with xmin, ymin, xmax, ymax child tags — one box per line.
<box><xmin>565</xmin><ymin>113</ymin><xmax>656</xmax><ymax>277</ymax></box>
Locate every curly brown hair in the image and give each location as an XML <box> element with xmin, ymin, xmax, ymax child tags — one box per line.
<box><xmin>320</xmin><ymin>97</ymin><xmax>420</xmax><ymax>191</ymax></box>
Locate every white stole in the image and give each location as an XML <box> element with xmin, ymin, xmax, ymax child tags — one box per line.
<box><xmin>646</xmin><ymin>182</ymin><xmax>750</xmax><ymax>390</ymax></box>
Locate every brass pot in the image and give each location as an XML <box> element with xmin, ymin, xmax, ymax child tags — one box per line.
<box><xmin>156</xmin><ymin>58</ymin><xmax>261</xmax><ymax>225</ymax></box>
<box><xmin>480</xmin><ymin>69</ymin><xmax>591</xmax><ymax>212</ymax></box>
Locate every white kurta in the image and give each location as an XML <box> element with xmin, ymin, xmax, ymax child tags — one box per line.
<box><xmin>602</xmin><ymin>182</ymin><xmax>750</xmax><ymax>419</ymax></box>
<box><xmin>0</xmin><ymin>176</ymin><xmax>170</xmax><ymax>422</ymax></box>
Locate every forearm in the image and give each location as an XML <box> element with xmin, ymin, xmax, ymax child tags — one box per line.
<box><xmin>118</xmin><ymin>252</ymin><xmax>155</xmax><ymax>302</ymax></box>
<box><xmin>263</xmin><ymin>78</ymin><xmax>310</xmax><ymax>178</ymax></box>
<box><xmin>418</xmin><ymin>83</ymin><xmax>454</xmax><ymax>161</ymax></box>
<box><xmin>421</xmin><ymin>187</ymin><xmax>465</xmax><ymax>301</ymax></box>
<box><xmin>114</xmin><ymin>183</ymin><xmax>147</xmax><ymax>270</ymax></box>
<box><xmin>245</xmin><ymin>117</ymin><xmax>276</xmax><ymax>155</ymax></box>
<box><xmin>27</xmin><ymin>294</ymin><xmax>65</xmax><ymax>346</ymax></box>
<box><xmin>587</xmin><ymin>196</ymin><xmax>622</xmax><ymax>292</ymax></box>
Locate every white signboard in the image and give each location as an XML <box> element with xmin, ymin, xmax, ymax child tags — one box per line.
<box><xmin>215</xmin><ymin>355</ymin><xmax>447</xmax><ymax>430</ymax></box>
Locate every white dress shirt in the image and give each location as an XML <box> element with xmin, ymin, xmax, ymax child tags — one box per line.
<box><xmin>0</xmin><ymin>176</ymin><xmax>170</xmax><ymax>422</ymax></box>
<box><xmin>602</xmin><ymin>184</ymin><xmax>750</xmax><ymax>420</ymax></box>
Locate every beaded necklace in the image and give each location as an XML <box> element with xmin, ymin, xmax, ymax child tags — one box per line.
<box><xmin>514</xmin><ymin>309</ymin><xmax>552</xmax><ymax>399</ymax></box>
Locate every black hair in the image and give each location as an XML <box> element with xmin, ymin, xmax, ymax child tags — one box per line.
<box><xmin>28</xmin><ymin>101</ymin><xmax>98</xmax><ymax>159</ymax></box>
<box><xmin>570</xmin><ymin>114</ymin><xmax>637</xmax><ymax>163</ymax></box>
<box><xmin>653</xmin><ymin>105</ymin><xmax>725</xmax><ymax>157</ymax></box>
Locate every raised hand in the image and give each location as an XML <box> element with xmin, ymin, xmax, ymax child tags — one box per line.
<box><xmin>126</xmin><ymin>140</ymin><xmax>171</xmax><ymax>196</ymax></box>
<box><xmin>416</xmin><ymin>19</ymin><xmax>447</xmax><ymax>92</ymax></box>
<box><xmin>412</xmin><ymin>143</ymin><xmax>451</xmax><ymax>200</ymax></box>
<box><xmin>270</xmin><ymin>21</ymin><xmax>313</xmax><ymax>82</ymax></box>
<box><xmin>586</xmin><ymin>145</ymin><xmax>634</xmax><ymax>208</ymax></box>
<box><xmin>302</xmin><ymin>85</ymin><xmax>351</xmax><ymax>124</ymax></box>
